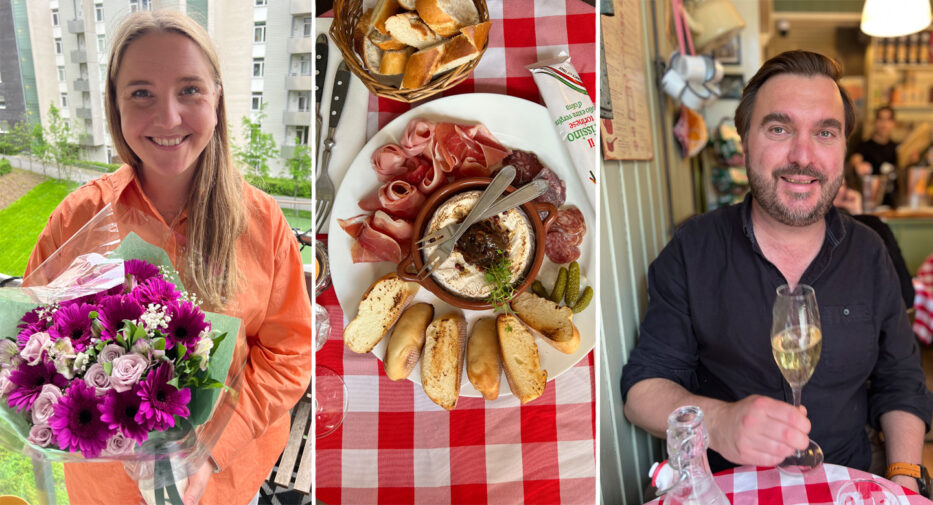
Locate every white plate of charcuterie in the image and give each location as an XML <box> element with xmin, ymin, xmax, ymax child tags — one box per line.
<box><xmin>328</xmin><ymin>93</ymin><xmax>595</xmax><ymax>400</ymax></box>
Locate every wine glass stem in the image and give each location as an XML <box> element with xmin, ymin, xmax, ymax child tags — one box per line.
<box><xmin>791</xmin><ymin>384</ymin><xmax>804</xmax><ymax>458</ymax></box>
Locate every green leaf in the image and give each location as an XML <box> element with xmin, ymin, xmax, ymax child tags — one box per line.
<box><xmin>167</xmin><ymin>377</ymin><xmax>179</xmax><ymax>388</ymax></box>
<box><xmin>102</xmin><ymin>361</ymin><xmax>113</xmax><ymax>375</ymax></box>
<box><xmin>153</xmin><ymin>337</ymin><xmax>165</xmax><ymax>351</ymax></box>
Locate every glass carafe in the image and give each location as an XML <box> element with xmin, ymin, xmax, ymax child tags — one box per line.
<box><xmin>656</xmin><ymin>406</ymin><xmax>729</xmax><ymax>505</ymax></box>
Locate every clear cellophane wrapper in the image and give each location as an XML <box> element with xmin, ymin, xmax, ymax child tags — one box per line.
<box><xmin>0</xmin><ymin>203</ymin><xmax>249</xmax><ymax>499</ymax></box>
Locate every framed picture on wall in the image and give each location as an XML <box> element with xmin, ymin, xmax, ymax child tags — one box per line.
<box><xmin>719</xmin><ymin>74</ymin><xmax>745</xmax><ymax>99</ymax></box>
<box><xmin>712</xmin><ymin>35</ymin><xmax>741</xmax><ymax>65</ymax></box>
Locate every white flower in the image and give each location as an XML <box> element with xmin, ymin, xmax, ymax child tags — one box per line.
<box><xmin>110</xmin><ymin>353</ymin><xmax>148</xmax><ymax>392</ymax></box>
<box><xmin>30</xmin><ymin>384</ymin><xmax>63</xmax><ymax>425</ymax></box>
<box><xmin>21</xmin><ymin>332</ymin><xmax>51</xmax><ymax>366</ymax></box>
<box><xmin>140</xmin><ymin>304</ymin><xmax>170</xmax><ymax>332</ymax></box>
<box><xmin>192</xmin><ymin>336</ymin><xmax>213</xmax><ymax>371</ymax></box>
<box><xmin>0</xmin><ymin>369</ymin><xmax>14</xmax><ymax>397</ymax></box>
<box><xmin>84</xmin><ymin>363</ymin><xmax>111</xmax><ymax>395</ymax></box>
<box><xmin>28</xmin><ymin>424</ymin><xmax>53</xmax><ymax>447</ymax></box>
<box><xmin>101</xmin><ymin>430</ymin><xmax>137</xmax><ymax>457</ymax></box>
<box><xmin>0</xmin><ymin>339</ymin><xmax>19</xmax><ymax>368</ymax></box>
<box><xmin>50</xmin><ymin>338</ymin><xmax>76</xmax><ymax>380</ymax></box>
<box><xmin>72</xmin><ymin>352</ymin><xmax>91</xmax><ymax>375</ymax></box>
<box><xmin>99</xmin><ymin>344</ymin><xmax>126</xmax><ymax>364</ymax></box>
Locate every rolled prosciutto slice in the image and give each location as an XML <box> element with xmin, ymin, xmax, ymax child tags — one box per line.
<box><xmin>371</xmin><ymin>144</ymin><xmax>410</xmax><ymax>182</ymax></box>
<box><xmin>358</xmin><ymin>181</ymin><xmax>426</xmax><ymax>220</ymax></box>
<box><xmin>371</xmin><ymin>210</ymin><xmax>413</xmax><ymax>243</ymax></box>
<box><xmin>430</xmin><ymin>122</ymin><xmax>512</xmax><ymax>177</ymax></box>
<box><xmin>339</xmin><ymin>214</ymin><xmax>405</xmax><ymax>264</ymax></box>
<box><xmin>400</xmin><ymin>118</ymin><xmax>436</xmax><ymax>157</ymax></box>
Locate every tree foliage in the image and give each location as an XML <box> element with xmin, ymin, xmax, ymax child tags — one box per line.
<box><xmin>46</xmin><ymin>103</ymin><xmax>79</xmax><ymax>181</ymax></box>
<box><xmin>232</xmin><ymin>103</ymin><xmax>278</xmax><ymax>178</ymax></box>
<box><xmin>285</xmin><ymin>139</ymin><xmax>312</xmax><ymax>198</ymax></box>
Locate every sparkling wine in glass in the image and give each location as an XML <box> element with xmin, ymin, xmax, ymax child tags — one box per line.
<box><xmin>771</xmin><ymin>283</ymin><xmax>824</xmax><ymax>474</ymax></box>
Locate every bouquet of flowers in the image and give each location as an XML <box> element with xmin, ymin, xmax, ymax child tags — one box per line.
<box><xmin>0</xmin><ymin>205</ymin><xmax>245</xmax><ymax>504</ymax></box>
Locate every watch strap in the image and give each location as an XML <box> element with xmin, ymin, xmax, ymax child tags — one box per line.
<box><xmin>887</xmin><ymin>462</ymin><xmax>922</xmax><ymax>480</ymax></box>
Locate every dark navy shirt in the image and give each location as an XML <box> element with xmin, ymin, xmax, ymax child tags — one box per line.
<box><xmin>620</xmin><ymin>194</ymin><xmax>932</xmax><ymax>473</ymax></box>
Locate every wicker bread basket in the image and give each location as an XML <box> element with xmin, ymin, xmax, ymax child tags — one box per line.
<box><xmin>330</xmin><ymin>0</ymin><xmax>490</xmax><ymax>103</ymax></box>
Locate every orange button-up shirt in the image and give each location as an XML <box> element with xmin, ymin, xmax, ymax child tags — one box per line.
<box><xmin>25</xmin><ymin>165</ymin><xmax>312</xmax><ymax>505</ymax></box>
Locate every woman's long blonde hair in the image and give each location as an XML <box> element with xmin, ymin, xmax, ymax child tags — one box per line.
<box><xmin>106</xmin><ymin>10</ymin><xmax>245</xmax><ymax>309</ymax></box>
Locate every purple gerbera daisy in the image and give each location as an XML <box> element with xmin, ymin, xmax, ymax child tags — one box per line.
<box><xmin>135</xmin><ymin>362</ymin><xmax>190</xmax><ymax>431</ymax></box>
<box><xmin>49</xmin><ymin>381</ymin><xmax>113</xmax><ymax>457</ymax></box>
<box><xmin>48</xmin><ymin>302</ymin><xmax>95</xmax><ymax>352</ymax></box>
<box><xmin>132</xmin><ymin>277</ymin><xmax>180</xmax><ymax>308</ymax></box>
<box><xmin>17</xmin><ymin>308</ymin><xmax>50</xmax><ymax>349</ymax></box>
<box><xmin>164</xmin><ymin>302</ymin><xmax>209</xmax><ymax>358</ymax></box>
<box><xmin>125</xmin><ymin>259</ymin><xmax>161</xmax><ymax>287</ymax></box>
<box><xmin>97</xmin><ymin>295</ymin><xmax>144</xmax><ymax>341</ymax></box>
<box><xmin>6</xmin><ymin>360</ymin><xmax>68</xmax><ymax>412</ymax></box>
<box><xmin>99</xmin><ymin>386</ymin><xmax>149</xmax><ymax>444</ymax></box>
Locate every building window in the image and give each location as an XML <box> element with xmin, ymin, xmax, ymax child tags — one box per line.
<box><xmin>57</xmin><ymin>66</ymin><xmax>65</xmax><ymax>81</ymax></box>
<box><xmin>255</xmin><ymin>0</ymin><xmax>266</xmax><ymax>5</ymax></box>
<box><xmin>254</xmin><ymin>22</ymin><xmax>266</xmax><ymax>43</ymax></box>
<box><xmin>303</xmin><ymin>17</ymin><xmax>312</xmax><ymax>37</ymax></box>
<box><xmin>252</xmin><ymin>58</ymin><xmax>264</xmax><ymax>78</ymax></box>
<box><xmin>54</xmin><ymin>38</ymin><xmax>63</xmax><ymax>55</ymax></box>
<box><xmin>97</xmin><ymin>34</ymin><xmax>105</xmax><ymax>53</ymax></box>
<box><xmin>299</xmin><ymin>54</ymin><xmax>311</xmax><ymax>75</ymax></box>
<box><xmin>95</xmin><ymin>3</ymin><xmax>104</xmax><ymax>22</ymax></box>
<box><xmin>130</xmin><ymin>0</ymin><xmax>150</xmax><ymax>13</ymax></box>
<box><xmin>51</xmin><ymin>9</ymin><xmax>59</xmax><ymax>26</ymax></box>
<box><xmin>0</xmin><ymin>121</ymin><xmax>8</xmax><ymax>133</ymax></box>
<box><xmin>100</xmin><ymin>65</ymin><xmax>107</xmax><ymax>82</ymax></box>
<box><xmin>61</xmin><ymin>93</ymin><xmax>68</xmax><ymax>108</ymax></box>
<box><xmin>251</xmin><ymin>92</ymin><xmax>263</xmax><ymax>111</ymax></box>
<box><xmin>293</xmin><ymin>126</ymin><xmax>309</xmax><ymax>145</ymax></box>
<box><xmin>297</xmin><ymin>92</ymin><xmax>309</xmax><ymax>112</ymax></box>
<box><xmin>0</xmin><ymin>96</ymin><xmax>6</xmax><ymax>110</ymax></box>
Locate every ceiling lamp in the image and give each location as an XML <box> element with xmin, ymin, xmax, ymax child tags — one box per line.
<box><xmin>861</xmin><ymin>0</ymin><xmax>932</xmax><ymax>38</ymax></box>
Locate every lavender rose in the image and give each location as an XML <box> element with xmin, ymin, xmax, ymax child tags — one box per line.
<box><xmin>98</xmin><ymin>344</ymin><xmax>126</xmax><ymax>364</ymax></box>
<box><xmin>84</xmin><ymin>363</ymin><xmax>112</xmax><ymax>395</ymax></box>
<box><xmin>28</xmin><ymin>423</ymin><xmax>54</xmax><ymax>447</ymax></box>
<box><xmin>0</xmin><ymin>369</ymin><xmax>13</xmax><ymax>397</ymax></box>
<box><xmin>31</xmin><ymin>384</ymin><xmax>63</xmax><ymax>425</ymax></box>
<box><xmin>21</xmin><ymin>331</ymin><xmax>51</xmax><ymax>366</ymax></box>
<box><xmin>110</xmin><ymin>354</ymin><xmax>148</xmax><ymax>392</ymax></box>
<box><xmin>101</xmin><ymin>430</ymin><xmax>137</xmax><ymax>457</ymax></box>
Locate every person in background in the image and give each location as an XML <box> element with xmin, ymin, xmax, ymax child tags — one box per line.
<box><xmin>833</xmin><ymin>184</ymin><xmax>915</xmax><ymax>309</ymax></box>
<box><xmin>25</xmin><ymin>11</ymin><xmax>312</xmax><ymax>505</ymax></box>
<box><xmin>621</xmin><ymin>50</ymin><xmax>931</xmax><ymax>494</ymax></box>
<box><xmin>849</xmin><ymin>105</ymin><xmax>899</xmax><ymax>207</ymax></box>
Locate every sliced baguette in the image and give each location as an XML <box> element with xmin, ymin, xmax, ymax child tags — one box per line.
<box><xmin>361</xmin><ymin>36</ymin><xmax>385</xmax><ymax>75</ymax></box>
<box><xmin>385</xmin><ymin>12</ymin><xmax>443</xmax><ymax>49</ymax></box>
<box><xmin>434</xmin><ymin>33</ymin><xmax>481</xmax><ymax>74</ymax></box>
<box><xmin>421</xmin><ymin>311</ymin><xmax>467</xmax><ymax>410</ymax></box>
<box><xmin>369</xmin><ymin>27</ymin><xmax>408</xmax><ymax>51</ymax></box>
<box><xmin>384</xmin><ymin>303</ymin><xmax>434</xmax><ymax>380</ymax></box>
<box><xmin>497</xmin><ymin>314</ymin><xmax>547</xmax><ymax>404</ymax></box>
<box><xmin>353</xmin><ymin>9</ymin><xmax>374</xmax><ymax>58</ymax></box>
<box><xmin>370</xmin><ymin>0</ymin><xmax>401</xmax><ymax>35</ymax></box>
<box><xmin>467</xmin><ymin>317</ymin><xmax>501</xmax><ymax>401</ymax></box>
<box><xmin>400</xmin><ymin>42</ymin><xmax>445</xmax><ymax>89</ymax></box>
<box><xmin>399</xmin><ymin>0</ymin><xmax>417</xmax><ymax>9</ymax></box>
<box><xmin>380</xmin><ymin>47</ymin><xmax>414</xmax><ymax>75</ymax></box>
<box><xmin>416</xmin><ymin>0</ymin><xmax>480</xmax><ymax>37</ymax></box>
<box><xmin>344</xmin><ymin>273</ymin><xmax>420</xmax><ymax>353</ymax></box>
<box><xmin>510</xmin><ymin>291</ymin><xmax>581</xmax><ymax>354</ymax></box>
<box><xmin>459</xmin><ymin>20</ymin><xmax>491</xmax><ymax>49</ymax></box>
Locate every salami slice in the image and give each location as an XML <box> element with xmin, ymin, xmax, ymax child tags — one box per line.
<box><xmin>551</xmin><ymin>205</ymin><xmax>586</xmax><ymax>236</ymax></box>
<box><xmin>502</xmin><ymin>149</ymin><xmax>545</xmax><ymax>186</ymax></box>
<box><xmin>545</xmin><ymin>231</ymin><xmax>581</xmax><ymax>264</ymax></box>
<box><xmin>533</xmin><ymin>167</ymin><xmax>566</xmax><ymax>209</ymax></box>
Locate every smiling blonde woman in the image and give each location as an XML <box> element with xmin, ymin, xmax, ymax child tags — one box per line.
<box><xmin>25</xmin><ymin>10</ymin><xmax>312</xmax><ymax>505</ymax></box>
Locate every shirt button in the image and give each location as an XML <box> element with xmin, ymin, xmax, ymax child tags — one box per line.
<box><xmin>843</xmin><ymin>308</ymin><xmax>850</xmax><ymax>316</ymax></box>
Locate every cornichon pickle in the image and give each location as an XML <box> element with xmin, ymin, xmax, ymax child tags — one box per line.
<box><xmin>565</xmin><ymin>261</ymin><xmax>581</xmax><ymax>306</ymax></box>
<box><xmin>532</xmin><ymin>280</ymin><xmax>549</xmax><ymax>299</ymax></box>
<box><xmin>550</xmin><ymin>267</ymin><xmax>568</xmax><ymax>303</ymax></box>
<box><xmin>572</xmin><ymin>286</ymin><xmax>593</xmax><ymax>313</ymax></box>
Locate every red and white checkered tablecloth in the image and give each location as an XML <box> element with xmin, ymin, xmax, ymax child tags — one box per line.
<box><xmin>314</xmin><ymin>266</ymin><xmax>596</xmax><ymax>505</ymax></box>
<box><xmin>365</xmin><ymin>0</ymin><xmax>598</xmax><ymax>137</ymax></box>
<box><xmin>914</xmin><ymin>252</ymin><xmax>933</xmax><ymax>344</ymax></box>
<box><xmin>646</xmin><ymin>464</ymin><xmax>928</xmax><ymax>505</ymax></box>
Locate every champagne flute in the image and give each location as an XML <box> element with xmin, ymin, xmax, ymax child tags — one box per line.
<box><xmin>834</xmin><ymin>479</ymin><xmax>906</xmax><ymax>505</ymax></box>
<box><xmin>771</xmin><ymin>283</ymin><xmax>824</xmax><ymax>474</ymax></box>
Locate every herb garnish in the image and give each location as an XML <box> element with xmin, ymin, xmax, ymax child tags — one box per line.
<box><xmin>485</xmin><ymin>249</ymin><xmax>515</xmax><ymax>320</ymax></box>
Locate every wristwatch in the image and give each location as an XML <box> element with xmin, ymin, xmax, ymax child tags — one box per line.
<box><xmin>886</xmin><ymin>462</ymin><xmax>931</xmax><ymax>498</ymax></box>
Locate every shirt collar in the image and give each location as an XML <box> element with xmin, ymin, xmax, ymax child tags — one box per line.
<box><xmin>738</xmin><ymin>192</ymin><xmax>847</xmax><ymax>248</ymax></box>
<box><xmin>110</xmin><ymin>164</ymin><xmax>189</xmax><ymax>226</ymax></box>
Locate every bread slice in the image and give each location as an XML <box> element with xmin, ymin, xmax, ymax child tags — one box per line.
<box><xmin>385</xmin><ymin>12</ymin><xmax>443</xmax><ymax>50</ymax></box>
<box><xmin>459</xmin><ymin>20</ymin><xmax>491</xmax><ymax>49</ymax></box>
<box><xmin>380</xmin><ymin>47</ymin><xmax>414</xmax><ymax>75</ymax></box>
<box><xmin>399</xmin><ymin>0</ymin><xmax>417</xmax><ymax>9</ymax></box>
<box><xmin>369</xmin><ymin>27</ymin><xmax>408</xmax><ymax>51</ymax></box>
<box><xmin>416</xmin><ymin>0</ymin><xmax>480</xmax><ymax>37</ymax></box>
<box><xmin>354</xmin><ymin>9</ymin><xmax>374</xmax><ymax>58</ymax></box>
<box><xmin>497</xmin><ymin>314</ymin><xmax>547</xmax><ymax>404</ymax></box>
<box><xmin>421</xmin><ymin>312</ymin><xmax>467</xmax><ymax>410</ymax></box>
<box><xmin>370</xmin><ymin>0</ymin><xmax>401</xmax><ymax>35</ymax></box>
<box><xmin>467</xmin><ymin>317</ymin><xmax>500</xmax><ymax>401</ymax></box>
<box><xmin>510</xmin><ymin>291</ymin><xmax>581</xmax><ymax>354</ymax></box>
<box><xmin>344</xmin><ymin>273</ymin><xmax>420</xmax><ymax>353</ymax></box>
<box><xmin>400</xmin><ymin>42</ymin><xmax>445</xmax><ymax>89</ymax></box>
<box><xmin>434</xmin><ymin>33</ymin><xmax>481</xmax><ymax>74</ymax></box>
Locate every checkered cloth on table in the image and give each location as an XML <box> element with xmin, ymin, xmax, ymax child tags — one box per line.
<box><xmin>314</xmin><ymin>284</ymin><xmax>596</xmax><ymax>505</ymax></box>
<box><xmin>647</xmin><ymin>464</ymin><xmax>925</xmax><ymax>505</ymax></box>
<box><xmin>366</xmin><ymin>0</ymin><xmax>597</xmax><ymax>137</ymax></box>
<box><xmin>914</xmin><ymin>253</ymin><xmax>933</xmax><ymax>344</ymax></box>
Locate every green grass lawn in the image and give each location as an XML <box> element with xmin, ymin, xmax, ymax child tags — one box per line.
<box><xmin>281</xmin><ymin>207</ymin><xmax>314</xmax><ymax>265</ymax></box>
<box><xmin>0</xmin><ymin>448</ymin><xmax>68</xmax><ymax>504</ymax></box>
<box><xmin>0</xmin><ymin>179</ymin><xmax>71</xmax><ymax>277</ymax></box>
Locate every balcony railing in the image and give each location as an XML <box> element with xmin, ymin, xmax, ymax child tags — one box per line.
<box><xmin>285</xmin><ymin>75</ymin><xmax>312</xmax><ymax>90</ymax></box>
<box><xmin>74</xmin><ymin>78</ymin><xmax>90</xmax><ymax>92</ymax></box>
<box><xmin>283</xmin><ymin>110</ymin><xmax>311</xmax><ymax>125</ymax></box>
<box><xmin>76</xmin><ymin>107</ymin><xmax>93</xmax><ymax>119</ymax></box>
<box><xmin>67</xmin><ymin>18</ymin><xmax>85</xmax><ymax>33</ymax></box>
<box><xmin>287</xmin><ymin>36</ymin><xmax>313</xmax><ymax>54</ymax></box>
<box><xmin>70</xmin><ymin>49</ymin><xmax>87</xmax><ymax>64</ymax></box>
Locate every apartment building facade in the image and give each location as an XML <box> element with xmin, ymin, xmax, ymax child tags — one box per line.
<box><xmin>4</xmin><ymin>0</ymin><xmax>311</xmax><ymax>176</ymax></box>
